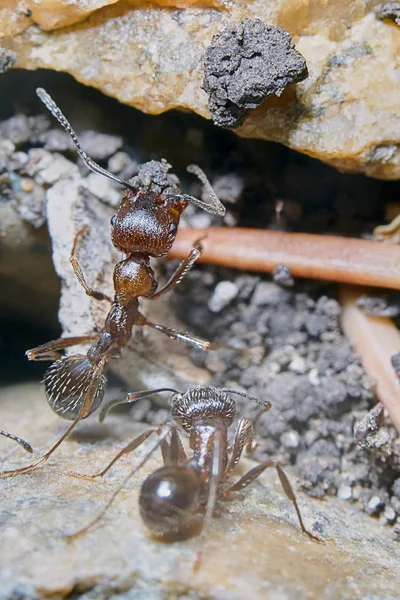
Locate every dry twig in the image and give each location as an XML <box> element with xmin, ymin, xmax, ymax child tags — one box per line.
<box><xmin>340</xmin><ymin>285</ymin><xmax>400</xmax><ymax>433</ymax></box>
<box><xmin>169</xmin><ymin>228</ymin><xmax>400</xmax><ymax>290</ymax></box>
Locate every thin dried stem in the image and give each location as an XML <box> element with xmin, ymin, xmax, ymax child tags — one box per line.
<box><xmin>340</xmin><ymin>285</ymin><xmax>400</xmax><ymax>432</ymax></box>
<box><xmin>168</xmin><ymin>228</ymin><xmax>400</xmax><ymax>290</ymax></box>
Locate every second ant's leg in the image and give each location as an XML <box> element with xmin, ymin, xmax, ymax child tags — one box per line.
<box><xmin>225</xmin><ymin>460</ymin><xmax>319</xmax><ymax>541</ymax></box>
<box><xmin>26</xmin><ymin>335</ymin><xmax>100</xmax><ymax>361</ymax></box>
<box><xmin>67</xmin><ymin>425</ymin><xmax>172</xmax><ymax>540</ymax></box>
<box><xmin>223</xmin><ymin>419</ymin><xmax>255</xmax><ymax>482</ymax></box>
<box><xmin>149</xmin><ymin>240</ymin><xmax>203</xmax><ymax>300</ymax></box>
<box><xmin>70</xmin><ymin>225</ymin><xmax>113</xmax><ymax>303</ymax></box>
<box><xmin>69</xmin><ymin>427</ymin><xmax>163</xmax><ymax>479</ymax></box>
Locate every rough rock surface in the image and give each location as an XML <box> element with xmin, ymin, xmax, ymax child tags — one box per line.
<box><xmin>203</xmin><ymin>19</ymin><xmax>308</xmax><ymax>128</ymax></box>
<box><xmin>1</xmin><ymin>1</ymin><xmax>400</xmax><ymax>178</ymax></box>
<box><xmin>1</xmin><ymin>382</ymin><xmax>400</xmax><ymax>599</ymax></box>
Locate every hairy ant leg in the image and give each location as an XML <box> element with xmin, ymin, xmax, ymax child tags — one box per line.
<box><xmin>148</xmin><ymin>239</ymin><xmax>204</xmax><ymax>300</ymax></box>
<box><xmin>140</xmin><ymin>317</ymin><xmax>216</xmax><ymax>351</ymax></box>
<box><xmin>222</xmin><ymin>419</ymin><xmax>256</xmax><ymax>482</ymax></box>
<box><xmin>0</xmin><ymin>431</ymin><xmax>33</xmax><ymax>453</ymax></box>
<box><xmin>70</xmin><ymin>224</ymin><xmax>113</xmax><ymax>303</ymax></box>
<box><xmin>69</xmin><ymin>427</ymin><xmax>163</xmax><ymax>480</ymax></box>
<box><xmin>193</xmin><ymin>428</ymin><xmax>225</xmax><ymax>572</ymax></box>
<box><xmin>66</xmin><ymin>425</ymin><xmax>173</xmax><ymax>540</ymax></box>
<box><xmin>225</xmin><ymin>459</ymin><xmax>319</xmax><ymax>541</ymax></box>
<box><xmin>0</xmin><ymin>356</ymin><xmax>108</xmax><ymax>477</ymax></box>
<box><xmin>26</xmin><ymin>334</ymin><xmax>100</xmax><ymax>361</ymax></box>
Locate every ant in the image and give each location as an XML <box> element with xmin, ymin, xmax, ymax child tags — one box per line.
<box><xmin>0</xmin><ymin>430</ymin><xmax>32</xmax><ymax>454</ymax></box>
<box><xmin>0</xmin><ymin>88</ymin><xmax>226</xmax><ymax>478</ymax></box>
<box><xmin>67</xmin><ymin>385</ymin><xmax>318</xmax><ymax>568</ymax></box>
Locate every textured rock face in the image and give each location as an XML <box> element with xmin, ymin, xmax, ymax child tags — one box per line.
<box><xmin>1</xmin><ymin>382</ymin><xmax>400</xmax><ymax>599</ymax></box>
<box><xmin>0</xmin><ymin>1</ymin><xmax>399</xmax><ymax>179</ymax></box>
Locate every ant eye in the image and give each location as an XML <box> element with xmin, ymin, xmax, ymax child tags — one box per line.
<box><xmin>169</xmin><ymin>223</ymin><xmax>177</xmax><ymax>234</ymax></box>
<box><xmin>111</xmin><ymin>215</ymin><xmax>116</xmax><ymax>226</ymax></box>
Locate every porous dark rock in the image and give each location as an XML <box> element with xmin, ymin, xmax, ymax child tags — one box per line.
<box><xmin>203</xmin><ymin>19</ymin><xmax>308</xmax><ymax>128</ymax></box>
<box><xmin>375</xmin><ymin>2</ymin><xmax>400</xmax><ymax>25</ymax></box>
<box><xmin>0</xmin><ymin>47</ymin><xmax>16</xmax><ymax>73</ymax></box>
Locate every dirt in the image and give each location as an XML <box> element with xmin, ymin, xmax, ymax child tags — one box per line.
<box><xmin>203</xmin><ymin>19</ymin><xmax>308</xmax><ymax>128</ymax></box>
<box><xmin>1</xmin><ymin>69</ymin><xmax>400</xmax><ymax>540</ymax></box>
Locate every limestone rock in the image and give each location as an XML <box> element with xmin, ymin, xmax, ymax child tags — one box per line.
<box><xmin>0</xmin><ymin>1</ymin><xmax>399</xmax><ymax>179</ymax></box>
<box><xmin>1</xmin><ymin>382</ymin><xmax>400</xmax><ymax>599</ymax></box>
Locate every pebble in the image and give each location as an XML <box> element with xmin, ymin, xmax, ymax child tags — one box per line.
<box><xmin>208</xmin><ymin>281</ymin><xmax>239</xmax><ymax>313</ymax></box>
<box><xmin>280</xmin><ymin>430</ymin><xmax>299</xmax><ymax>449</ymax></box>
<box><xmin>289</xmin><ymin>356</ymin><xmax>307</xmax><ymax>374</ymax></box>
<box><xmin>337</xmin><ymin>485</ymin><xmax>353</xmax><ymax>501</ymax></box>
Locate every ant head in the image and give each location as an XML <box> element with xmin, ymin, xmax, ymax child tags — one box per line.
<box><xmin>171</xmin><ymin>386</ymin><xmax>237</xmax><ymax>432</ymax></box>
<box><xmin>139</xmin><ymin>465</ymin><xmax>201</xmax><ymax>539</ymax></box>
<box><xmin>110</xmin><ymin>189</ymin><xmax>187</xmax><ymax>257</ymax></box>
<box><xmin>44</xmin><ymin>355</ymin><xmax>106</xmax><ymax>420</ymax></box>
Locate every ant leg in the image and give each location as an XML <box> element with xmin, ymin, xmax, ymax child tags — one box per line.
<box><xmin>225</xmin><ymin>460</ymin><xmax>319</xmax><ymax>541</ymax></box>
<box><xmin>194</xmin><ymin>428</ymin><xmax>225</xmax><ymax>572</ymax></box>
<box><xmin>69</xmin><ymin>426</ymin><xmax>163</xmax><ymax>479</ymax></box>
<box><xmin>0</xmin><ymin>431</ymin><xmax>33</xmax><ymax>453</ymax></box>
<box><xmin>0</xmin><ymin>356</ymin><xmax>108</xmax><ymax>477</ymax></box>
<box><xmin>66</xmin><ymin>425</ymin><xmax>172</xmax><ymax>540</ymax></box>
<box><xmin>70</xmin><ymin>225</ymin><xmax>113</xmax><ymax>303</ymax></box>
<box><xmin>148</xmin><ymin>239</ymin><xmax>204</xmax><ymax>300</ymax></box>
<box><xmin>139</xmin><ymin>316</ymin><xmax>217</xmax><ymax>352</ymax></box>
<box><xmin>26</xmin><ymin>334</ymin><xmax>99</xmax><ymax>361</ymax></box>
<box><xmin>163</xmin><ymin>426</ymin><xmax>187</xmax><ymax>466</ymax></box>
<box><xmin>223</xmin><ymin>419</ymin><xmax>255</xmax><ymax>482</ymax></box>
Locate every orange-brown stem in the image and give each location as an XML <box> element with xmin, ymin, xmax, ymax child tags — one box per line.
<box><xmin>168</xmin><ymin>228</ymin><xmax>400</xmax><ymax>290</ymax></box>
<box><xmin>340</xmin><ymin>285</ymin><xmax>400</xmax><ymax>433</ymax></box>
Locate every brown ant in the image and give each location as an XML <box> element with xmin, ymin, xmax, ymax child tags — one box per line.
<box><xmin>0</xmin><ymin>89</ymin><xmax>226</xmax><ymax>478</ymax></box>
<box><xmin>67</xmin><ymin>385</ymin><xmax>318</xmax><ymax>568</ymax></box>
<box><xmin>0</xmin><ymin>430</ymin><xmax>32</xmax><ymax>454</ymax></box>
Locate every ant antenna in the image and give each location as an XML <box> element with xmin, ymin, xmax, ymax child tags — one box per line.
<box><xmin>219</xmin><ymin>388</ymin><xmax>271</xmax><ymax>410</ymax></box>
<box><xmin>0</xmin><ymin>430</ymin><xmax>33</xmax><ymax>453</ymax></box>
<box><xmin>171</xmin><ymin>164</ymin><xmax>226</xmax><ymax>216</ymax></box>
<box><xmin>36</xmin><ymin>88</ymin><xmax>137</xmax><ymax>193</ymax></box>
<box><xmin>99</xmin><ymin>388</ymin><xmax>180</xmax><ymax>422</ymax></box>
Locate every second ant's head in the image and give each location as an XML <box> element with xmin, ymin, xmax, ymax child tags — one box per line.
<box><xmin>171</xmin><ymin>386</ymin><xmax>237</xmax><ymax>433</ymax></box>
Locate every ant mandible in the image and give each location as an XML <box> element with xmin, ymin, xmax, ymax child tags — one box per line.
<box><xmin>0</xmin><ymin>88</ymin><xmax>226</xmax><ymax>478</ymax></box>
<box><xmin>67</xmin><ymin>385</ymin><xmax>318</xmax><ymax>568</ymax></box>
<box><xmin>0</xmin><ymin>430</ymin><xmax>32</xmax><ymax>454</ymax></box>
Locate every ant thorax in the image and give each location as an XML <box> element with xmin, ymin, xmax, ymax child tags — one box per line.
<box><xmin>171</xmin><ymin>386</ymin><xmax>237</xmax><ymax>433</ymax></box>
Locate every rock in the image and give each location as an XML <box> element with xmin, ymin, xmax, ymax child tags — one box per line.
<box><xmin>375</xmin><ymin>2</ymin><xmax>400</xmax><ymax>25</ymax></box>
<box><xmin>1</xmin><ymin>382</ymin><xmax>400</xmax><ymax>599</ymax></box>
<box><xmin>202</xmin><ymin>19</ymin><xmax>308</xmax><ymax>128</ymax></box>
<box><xmin>1</xmin><ymin>2</ymin><xmax>399</xmax><ymax>178</ymax></box>
<box><xmin>0</xmin><ymin>46</ymin><xmax>15</xmax><ymax>73</ymax></box>
<box><xmin>208</xmin><ymin>280</ymin><xmax>239</xmax><ymax>312</ymax></box>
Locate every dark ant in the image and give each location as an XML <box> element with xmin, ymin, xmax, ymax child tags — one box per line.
<box><xmin>67</xmin><ymin>386</ymin><xmax>318</xmax><ymax>568</ymax></box>
<box><xmin>0</xmin><ymin>430</ymin><xmax>32</xmax><ymax>454</ymax></box>
<box><xmin>0</xmin><ymin>88</ymin><xmax>226</xmax><ymax>478</ymax></box>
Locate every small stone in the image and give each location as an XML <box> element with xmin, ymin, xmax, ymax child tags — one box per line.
<box><xmin>81</xmin><ymin>173</ymin><xmax>121</xmax><ymax>207</ymax></box>
<box><xmin>392</xmin><ymin>478</ymin><xmax>400</xmax><ymax>499</ymax></box>
<box><xmin>251</xmin><ymin>281</ymin><xmax>288</xmax><ymax>307</ymax></box>
<box><xmin>78</xmin><ymin>131</ymin><xmax>123</xmax><ymax>160</ymax></box>
<box><xmin>308</xmin><ymin>368</ymin><xmax>320</xmax><ymax>386</ymax></box>
<box><xmin>208</xmin><ymin>281</ymin><xmax>239</xmax><ymax>313</ymax></box>
<box><xmin>272</xmin><ymin>264</ymin><xmax>294</xmax><ymax>287</ymax></box>
<box><xmin>337</xmin><ymin>485</ymin><xmax>353</xmax><ymax>501</ymax></box>
<box><xmin>367</xmin><ymin>496</ymin><xmax>382</xmax><ymax>514</ymax></box>
<box><xmin>383</xmin><ymin>505</ymin><xmax>397</xmax><ymax>523</ymax></box>
<box><xmin>280</xmin><ymin>430</ymin><xmax>300</xmax><ymax>449</ymax></box>
<box><xmin>289</xmin><ymin>357</ymin><xmax>307</xmax><ymax>374</ymax></box>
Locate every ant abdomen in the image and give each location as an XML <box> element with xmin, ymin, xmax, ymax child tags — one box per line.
<box><xmin>139</xmin><ymin>465</ymin><xmax>202</xmax><ymax>539</ymax></box>
<box><xmin>44</xmin><ymin>355</ymin><xmax>106</xmax><ymax>420</ymax></box>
